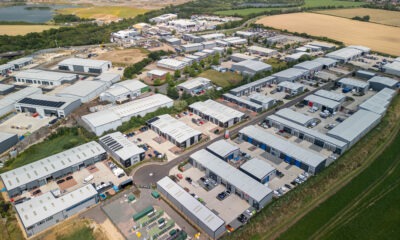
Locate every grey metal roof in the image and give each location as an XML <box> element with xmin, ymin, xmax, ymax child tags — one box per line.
<box><xmin>326</xmin><ymin>47</ymin><xmax>362</xmax><ymax>60</ymax></box>
<box><xmin>358</xmin><ymin>88</ymin><xmax>394</xmax><ymax>115</ymax></box>
<box><xmin>277</xmin><ymin>81</ymin><xmax>304</xmax><ymax>90</ymax></box>
<box><xmin>0</xmin><ymin>63</ymin><xmax>14</xmax><ymax>71</ymax></box>
<box><xmin>191</xmin><ymin>149</ymin><xmax>272</xmax><ymax>202</ymax></box>
<box><xmin>0</xmin><ymin>83</ymin><xmax>14</xmax><ymax>92</ymax></box>
<box><xmin>233</xmin><ymin>60</ymin><xmax>271</xmax><ymax>72</ymax></box>
<box><xmin>368</xmin><ymin>76</ymin><xmax>398</xmax><ymax>87</ymax></box>
<box><xmin>177</xmin><ymin>77</ymin><xmax>211</xmax><ymax>90</ymax></box>
<box><xmin>239</xmin><ymin>125</ymin><xmax>327</xmax><ymax>168</ymax></box>
<box><xmin>275</xmin><ymin>108</ymin><xmax>315</xmax><ymax>126</ymax></box>
<box><xmin>248</xmin><ymin>93</ymin><xmax>275</xmax><ymax>105</ymax></box>
<box><xmin>327</xmin><ymin>109</ymin><xmax>381</xmax><ymax>143</ymax></box>
<box><xmin>157</xmin><ymin>176</ymin><xmax>225</xmax><ymax>231</ymax></box>
<box><xmin>304</xmin><ymin>94</ymin><xmax>341</xmax><ymax>109</ymax></box>
<box><xmin>8</xmin><ymin>57</ymin><xmax>33</xmax><ymax>65</ymax></box>
<box><xmin>339</xmin><ymin>78</ymin><xmax>369</xmax><ymax>88</ymax></box>
<box><xmin>231</xmin><ymin>54</ymin><xmax>258</xmax><ymax>61</ymax></box>
<box><xmin>15</xmin><ymin>185</ymin><xmax>97</xmax><ymax>228</ymax></box>
<box><xmin>229</xmin><ymin>76</ymin><xmax>275</xmax><ymax>94</ymax></box>
<box><xmin>240</xmin><ymin>158</ymin><xmax>275</xmax><ymax>180</ymax></box>
<box><xmin>312</xmin><ymin>57</ymin><xmax>337</xmax><ymax>66</ymax></box>
<box><xmin>272</xmin><ymin>68</ymin><xmax>308</xmax><ymax>79</ymax></box>
<box><xmin>206</xmin><ymin>140</ymin><xmax>239</xmax><ymax>158</ymax></box>
<box><xmin>58</xmin><ymin>58</ymin><xmax>111</xmax><ymax>68</ymax></box>
<box><xmin>248</xmin><ymin>46</ymin><xmax>277</xmax><ymax>54</ymax></box>
<box><xmin>189</xmin><ymin>100</ymin><xmax>244</xmax><ymax>123</ymax></box>
<box><xmin>16</xmin><ymin>93</ymin><xmax>80</xmax><ymax>110</ymax></box>
<box><xmin>14</xmin><ymin>69</ymin><xmax>77</xmax><ymax>83</ymax></box>
<box><xmin>0</xmin><ymin>141</ymin><xmax>106</xmax><ymax>191</ymax></box>
<box><xmin>94</xmin><ymin>72</ymin><xmax>121</xmax><ymax>83</ymax></box>
<box><xmin>383</xmin><ymin>61</ymin><xmax>400</xmax><ymax>71</ymax></box>
<box><xmin>267</xmin><ymin>115</ymin><xmax>348</xmax><ymax>148</ymax></box>
<box><xmin>56</xmin><ymin>80</ymin><xmax>107</xmax><ymax>97</ymax></box>
<box><xmin>294</xmin><ymin>61</ymin><xmax>323</xmax><ymax>71</ymax></box>
<box><xmin>314</xmin><ymin>90</ymin><xmax>346</xmax><ymax>102</ymax></box>
<box><xmin>223</xmin><ymin>93</ymin><xmax>263</xmax><ymax>110</ymax></box>
<box><xmin>99</xmin><ymin>132</ymin><xmax>144</xmax><ymax>160</ymax></box>
<box><xmin>0</xmin><ymin>132</ymin><xmax>17</xmax><ymax>143</ymax></box>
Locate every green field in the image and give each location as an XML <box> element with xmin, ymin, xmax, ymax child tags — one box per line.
<box><xmin>0</xmin><ymin>128</ymin><xmax>88</xmax><ymax>173</ymax></box>
<box><xmin>279</xmin><ymin>130</ymin><xmax>400</xmax><ymax>239</ymax></box>
<box><xmin>265</xmin><ymin>58</ymin><xmax>288</xmax><ymax>70</ymax></box>
<box><xmin>199</xmin><ymin>69</ymin><xmax>243</xmax><ymax>88</ymax></box>
<box><xmin>56</xmin><ymin>226</ymin><xmax>95</xmax><ymax>240</ymax></box>
<box><xmin>215</xmin><ymin>0</ymin><xmax>366</xmax><ymax>16</ymax></box>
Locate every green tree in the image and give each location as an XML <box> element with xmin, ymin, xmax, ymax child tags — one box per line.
<box><xmin>227</xmin><ymin>47</ymin><xmax>233</xmax><ymax>55</ymax></box>
<box><xmin>167</xmin><ymin>87</ymin><xmax>179</xmax><ymax>100</ymax></box>
<box><xmin>173</xmin><ymin>100</ymin><xmax>188</xmax><ymax>112</ymax></box>
<box><xmin>212</xmin><ymin>53</ymin><xmax>220</xmax><ymax>65</ymax></box>
<box><xmin>189</xmin><ymin>67</ymin><xmax>197</xmax><ymax>77</ymax></box>
<box><xmin>174</xmin><ymin>70</ymin><xmax>181</xmax><ymax>80</ymax></box>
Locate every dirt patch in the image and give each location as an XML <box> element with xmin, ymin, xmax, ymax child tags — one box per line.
<box><xmin>87</xmin><ymin>165</ymin><xmax>99</xmax><ymax>174</ymax></box>
<box><xmin>94</xmin><ymin>48</ymin><xmax>147</xmax><ymax>66</ymax></box>
<box><xmin>58</xmin><ymin>178</ymin><xmax>77</xmax><ymax>191</ymax></box>
<box><xmin>0</xmin><ymin>25</ymin><xmax>58</xmax><ymax>36</ymax></box>
<box><xmin>256</xmin><ymin>13</ymin><xmax>400</xmax><ymax>55</ymax></box>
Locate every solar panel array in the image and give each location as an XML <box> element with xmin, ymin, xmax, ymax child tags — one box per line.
<box><xmin>100</xmin><ymin>136</ymin><xmax>123</xmax><ymax>152</ymax></box>
<box><xmin>18</xmin><ymin>97</ymin><xmax>66</xmax><ymax>108</ymax></box>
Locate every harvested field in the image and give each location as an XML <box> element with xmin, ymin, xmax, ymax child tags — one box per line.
<box><xmin>94</xmin><ymin>48</ymin><xmax>148</xmax><ymax>66</ymax></box>
<box><xmin>57</xmin><ymin>6</ymin><xmax>148</xmax><ymax>21</ymax></box>
<box><xmin>0</xmin><ymin>25</ymin><xmax>58</xmax><ymax>36</ymax></box>
<box><xmin>316</xmin><ymin>8</ymin><xmax>400</xmax><ymax>27</ymax></box>
<box><xmin>256</xmin><ymin>13</ymin><xmax>400</xmax><ymax>55</ymax></box>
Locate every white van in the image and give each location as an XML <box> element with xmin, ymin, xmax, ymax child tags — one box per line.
<box><xmin>83</xmin><ymin>175</ymin><xmax>94</xmax><ymax>184</ymax></box>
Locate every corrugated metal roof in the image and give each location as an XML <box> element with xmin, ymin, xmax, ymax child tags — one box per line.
<box><xmin>177</xmin><ymin>77</ymin><xmax>211</xmax><ymax>90</ymax></box>
<box><xmin>223</xmin><ymin>93</ymin><xmax>263</xmax><ymax>110</ymax></box>
<box><xmin>239</xmin><ymin>158</ymin><xmax>275</xmax><ymax>180</ymax></box>
<box><xmin>14</xmin><ymin>69</ymin><xmax>76</xmax><ymax>83</ymax></box>
<box><xmin>275</xmin><ymin>108</ymin><xmax>314</xmax><ymax>126</ymax></box>
<box><xmin>277</xmin><ymin>81</ymin><xmax>304</xmax><ymax>90</ymax></box>
<box><xmin>314</xmin><ymin>90</ymin><xmax>346</xmax><ymax>102</ymax></box>
<box><xmin>304</xmin><ymin>94</ymin><xmax>341</xmax><ymax>109</ymax></box>
<box><xmin>206</xmin><ymin>140</ymin><xmax>239</xmax><ymax>158</ymax></box>
<box><xmin>189</xmin><ymin>99</ymin><xmax>244</xmax><ymax>123</ymax></box>
<box><xmin>368</xmin><ymin>76</ymin><xmax>397</xmax><ymax>87</ymax></box>
<box><xmin>58</xmin><ymin>58</ymin><xmax>110</xmax><ymax>68</ymax></box>
<box><xmin>272</xmin><ymin>68</ymin><xmax>308</xmax><ymax>79</ymax></box>
<box><xmin>99</xmin><ymin>132</ymin><xmax>144</xmax><ymax>160</ymax></box>
<box><xmin>230</xmin><ymin>76</ymin><xmax>275</xmax><ymax>94</ymax></box>
<box><xmin>339</xmin><ymin>78</ymin><xmax>369</xmax><ymax>88</ymax></box>
<box><xmin>294</xmin><ymin>61</ymin><xmax>323</xmax><ymax>71</ymax></box>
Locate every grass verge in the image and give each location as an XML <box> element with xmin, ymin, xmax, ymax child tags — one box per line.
<box><xmin>226</xmin><ymin>94</ymin><xmax>400</xmax><ymax>240</ymax></box>
<box><xmin>199</xmin><ymin>69</ymin><xmax>243</xmax><ymax>88</ymax></box>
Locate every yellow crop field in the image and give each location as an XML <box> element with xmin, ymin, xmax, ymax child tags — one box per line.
<box><xmin>256</xmin><ymin>13</ymin><xmax>400</xmax><ymax>55</ymax></box>
<box><xmin>57</xmin><ymin>6</ymin><xmax>148</xmax><ymax>21</ymax></box>
<box><xmin>316</xmin><ymin>8</ymin><xmax>400</xmax><ymax>27</ymax></box>
<box><xmin>0</xmin><ymin>25</ymin><xmax>58</xmax><ymax>36</ymax></box>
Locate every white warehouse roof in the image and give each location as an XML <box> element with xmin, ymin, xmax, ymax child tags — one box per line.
<box><xmin>248</xmin><ymin>46</ymin><xmax>277</xmax><ymax>55</ymax></box>
<box><xmin>272</xmin><ymin>68</ymin><xmax>308</xmax><ymax>79</ymax></box>
<box><xmin>305</xmin><ymin>94</ymin><xmax>341</xmax><ymax>109</ymax></box>
<box><xmin>177</xmin><ymin>77</ymin><xmax>211</xmax><ymax>90</ymax></box>
<box><xmin>239</xmin><ymin>125</ymin><xmax>327</xmax><ymax>168</ymax></box>
<box><xmin>58</xmin><ymin>58</ymin><xmax>111</xmax><ymax>68</ymax></box>
<box><xmin>56</xmin><ymin>80</ymin><xmax>107</xmax><ymax>98</ymax></box>
<box><xmin>314</xmin><ymin>90</ymin><xmax>346</xmax><ymax>102</ymax></box>
<box><xmin>294</xmin><ymin>61</ymin><xmax>323</xmax><ymax>71</ymax></box>
<box><xmin>339</xmin><ymin>78</ymin><xmax>369</xmax><ymax>88</ymax></box>
<box><xmin>326</xmin><ymin>47</ymin><xmax>362</xmax><ymax>61</ymax></box>
<box><xmin>14</xmin><ymin>69</ymin><xmax>76</xmax><ymax>83</ymax></box>
<box><xmin>189</xmin><ymin>99</ymin><xmax>244</xmax><ymax>123</ymax></box>
<box><xmin>206</xmin><ymin>140</ymin><xmax>239</xmax><ymax>158</ymax></box>
<box><xmin>191</xmin><ymin>149</ymin><xmax>272</xmax><ymax>202</ymax></box>
<box><xmin>368</xmin><ymin>76</ymin><xmax>398</xmax><ymax>88</ymax></box>
<box><xmin>240</xmin><ymin>158</ymin><xmax>275</xmax><ymax>180</ymax></box>
<box><xmin>312</xmin><ymin>57</ymin><xmax>338</xmax><ymax>66</ymax></box>
<box><xmin>157</xmin><ymin>176</ymin><xmax>225</xmax><ymax>232</ymax></box>
<box><xmin>277</xmin><ymin>81</ymin><xmax>304</xmax><ymax>90</ymax></box>
<box><xmin>99</xmin><ymin>132</ymin><xmax>144</xmax><ymax>160</ymax></box>
<box><xmin>233</xmin><ymin>60</ymin><xmax>272</xmax><ymax>72</ymax></box>
<box><xmin>275</xmin><ymin>108</ymin><xmax>315</xmax><ymax>126</ymax></box>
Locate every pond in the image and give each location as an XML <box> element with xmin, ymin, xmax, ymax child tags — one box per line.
<box><xmin>0</xmin><ymin>4</ymin><xmax>76</xmax><ymax>23</ymax></box>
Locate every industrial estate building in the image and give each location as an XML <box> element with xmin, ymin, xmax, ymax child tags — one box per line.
<box><xmin>100</xmin><ymin>80</ymin><xmax>149</xmax><ymax>103</ymax></box>
<box><xmin>247</xmin><ymin>46</ymin><xmax>277</xmax><ymax>56</ymax></box>
<box><xmin>177</xmin><ymin>77</ymin><xmax>212</xmax><ymax>95</ymax></box>
<box><xmin>8</xmin><ymin>57</ymin><xmax>33</xmax><ymax>70</ymax></box>
<box><xmin>58</xmin><ymin>58</ymin><xmax>112</xmax><ymax>73</ymax></box>
<box><xmin>14</xmin><ymin>69</ymin><xmax>77</xmax><ymax>86</ymax></box>
<box><xmin>15</xmin><ymin>185</ymin><xmax>99</xmax><ymax>237</ymax></box>
<box><xmin>275</xmin><ymin>108</ymin><xmax>316</xmax><ymax>127</ymax></box>
<box><xmin>0</xmin><ymin>63</ymin><xmax>14</xmax><ymax>75</ymax></box>
<box><xmin>157</xmin><ymin>58</ymin><xmax>187</xmax><ymax>70</ymax></box>
<box><xmin>359</xmin><ymin>88</ymin><xmax>396</xmax><ymax>115</ymax></box>
<box><xmin>303</xmin><ymin>94</ymin><xmax>341</xmax><ymax>113</ymax></box>
<box><xmin>157</xmin><ymin>176</ymin><xmax>226</xmax><ymax>239</ymax></box>
<box><xmin>189</xmin><ymin>100</ymin><xmax>244</xmax><ymax>128</ymax></box>
<box><xmin>206</xmin><ymin>140</ymin><xmax>240</xmax><ymax>161</ymax></box>
<box><xmin>239</xmin><ymin>158</ymin><xmax>276</xmax><ymax>184</ymax></box>
<box><xmin>231</xmin><ymin>60</ymin><xmax>272</xmax><ymax>76</ymax></box>
<box><xmin>229</xmin><ymin>76</ymin><xmax>275</xmax><ymax>96</ymax></box>
<box><xmin>277</xmin><ymin>81</ymin><xmax>304</xmax><ymax>95</ymax></box>
<box><xmin>93</xmin><ymin>72</ymin><xmax>121</xmax><ymax>86</ymax></box>
<box><xmin>367</xmin><ymin>76</ymin><xmax>398</xmax><ymax>91</ymax></box>
<box><xmin>0</xmin><ymin>132</ymin><xmax>18</xmax><ymax>154</ymax></box>
<box><xmin>326</xmin><ymin>46</ymin><xmax>370</xmax><ymax>63</ymax></box>
<box><xmin>99</xmin><ymin>132</ymin><xmax>145</xmax><ymax>167</ymax></box>
<box><xmin>15</xmin><ymin>94</ymin><xmax>81</xmax><ymax>118</ymax></box>
<box><xmin>0</xmin><ymin>87</ymin><xmax>42</xmax><ymax>117</ymax></box>
<box><xmin>383</xmin><ymin>58</ymin><xmax>400</xmax><ymax>77</ymax></box>
<box><xmin>239</xmin><ymin>125</ymin><xmax>328</xmax><ymax>175</ymax></box>
<box><xmin>230</xmin><ymin>53</ymin><xmax>258</xmax><ymax>62</ymax></box>
<box><xmin>272</xmin><ymin>68</ymin><xmax>308</xmax><ymax>82</ymax></box>
<box><xmin>0</xmin><ymin>141</ymin><xmax>107</xmax><ymax>197</ymax></box>
<box><xmin>314</xmin><ymin>89</ymin><xmax>346</xmax><ymax>103</ymax></box>
<box><xmin>0</xmin><ymin>83</ymin><xmax>15</xmax><ymax>95</ymax></box>
<box><xmin>82</xmin><ymin>94</ymin><xmax>173</xmax><ymax>136</ymax></box>
<box><xmin>248</xmin><ymin>93</ymin><xmax>276</xmax><ymax>110</ymax></box>
<box><xmin>190</xmin><ymin>149</ymin><xmax>273</xmax><ymax>210</ymax></box>
<box><xmin>147</xmin><ymin>114</ymin><xmax>202</xmax><ymax>148</ymax></box>
<box><xmin>338</xmin><ymin>78</ymin><xmax>369</xmax><ymax>93</ymax></box>
<box><xmin>56</xmin><ymin>80</ymin><xmax>109</xmax><ymax>103</ymax></box>
<box><xmin>223</xmin><ymin>93</ymin><xmax>263</xmax><ymax>112</ymax></box>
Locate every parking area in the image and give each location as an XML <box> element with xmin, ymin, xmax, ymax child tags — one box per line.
<box><xmin>102</xmin><ymin>188</ymin><xmax>196</xmax><ymax>240</ymax></box>
<box><xmin>0</xmin><ymin>113</ymin><xmax>56</xmax><ymax>135</ymax></box>
<box><xmin>349</xmin><ymin>54</ymin><xmax>395</xmax><ymax>71</ymax></box>
<box><xmin>17</xmin><ymin>160</ymin><xmax>130</xmax><ymax>200</ymax></box>
<box><xmin>178</xmin><ymin>112</ymin><xmax>222</xmax><ymax>140</ymax></box>
<box><xmin>170</xmin><ymin>167</ymin><xmax>250</xmax><ymax>225</ymax></box>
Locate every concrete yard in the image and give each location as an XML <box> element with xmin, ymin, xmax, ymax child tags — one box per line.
<box><xmin>0</xmin><ymin>113</ymin><xmax>56</xmax><ymax>135</ymax></box>
<box><xmin>178</xmin><ymin>112</ymin><xmax>222</xmax><ymax>140</ymax></box>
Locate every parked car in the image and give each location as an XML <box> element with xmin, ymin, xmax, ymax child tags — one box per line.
<box><xmin>185</xmin><ymin>177</ymin><xmax>192</xmax><ymax>183</ymax></box>
<box><xmin>56</xmin><ymin>179</ymin><xmax>65</xmax><ymax>184</ymax></box>
<box><xmin>66</xmin><ymin>176</ymin><xmax>73</xmax><ymax>181</ymax></box>
<box><xmin>284</xmin><ymin>184</ymin><xmax>292</xmax><ymax>190</ymax></box>
<box><xmin>32</xmin><ymin>189</ymin><xmax>41</xmax><ymax>195</ymax></box>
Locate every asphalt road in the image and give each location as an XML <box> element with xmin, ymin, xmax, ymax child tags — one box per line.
<box><xmin>131</xmin><ymin>82</ymin><xmax>334</xmax><ymax>185</ymax></box>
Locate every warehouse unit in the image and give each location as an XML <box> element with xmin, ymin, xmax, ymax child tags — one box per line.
<box><xmin>312</xmin><ymin>57</ymin><xmax>338</xmax><ymax>69</ymax></box>
<box><xmin>202</xmin><ymin>41</ymin><xmax>217</xmax><ymax>50</ymax></box>
<box><xmin>0</xmin><ymin>63</ymin><xmax>14</xmax><ymax>75</ymax></box>
<box><xmin>358</xmin><ymin>88</ymin><xmax>395</xmax><ymax>115</ymax></box>
<box><xmin>56</xmin><ymin>80</ymin><xmax>108</xmax><ymax>103</ymax></box>
<box><xmin>223</xmin><ymin>93</ymin><xmax>263</xmax><ymax>112</ymax></box>
<box><xmin>99</xmin><ymin>132</ymin><xmax>145</xmax><ymax>167</ymax></box>
<box><xmin>229</xmin><ymin>76</ymin><xmax>275</xmax><ymax>96</ymax></box>
<box><xmin>0</xmin><ymin>87</ymin><xmax>42</xmax><ymax>117</ymax></box>
<box><xmin>58</xmin><ymin>58</ymin><xmax>111</xmax><ymax>74</ymax></box>
<box><xmin>308</xmin><ymin>41</ymin><xmax>336</xmax><ymax>51</ymax></box>
<box><xmin>165</xmin><ymin>37</ymin><xmax>181</xmax><ymax>46</ymax></box>
<box><xmin>190</xmin><ymin>149</ymin><xmax>273</xmax><ymax>210</ymax></box>
<box><xmin>83</xmin><ymin>94</ymin><xmax>173</xmax><ymax>136</ymax></box>
<box><xmin>157</xmin><ymin>177</ymin><xmax>225</xmax><ymax>239</ymax></box>
<box><xmin>0</xmin><ymin>141</ymin><xmax>106</xmax><ymax>197</ymax></box>
<box><xmin>8</xmin><ymin>57</ymin><xmax>33</xmax><ymax>70</ymax></box>
<box><xmin>182</xmin><ymin>34</ymin><xmax>203</xmax><ymax>43</ymax></box>
<box><xmin>189</xmin><ymin>100</ymin><xmax>244</xmax><ymax>128</ymax></box>
<box><xmin>239</xmin><ymin>158</ymin><xmax>276</xmax><ymax>184</ymax></box>
<box><xmin>0</xmin><ymin>84</ymin><xmax>15</xmax><ymax>95</ymax></box>
<box><xmin>147</xmin><ymin>69</ymin><xmax>167</xmax><ymax>80</ymax></box>
<box><xmin>94</xmin><ymin>72</ymin><xmax>121</xmax><ymax>86</ymax></box>
<box><xmin>327</xmin><ymin>109</ymin><xmax>381</xmax><ymax>147</ymax></box>
<box><xmin>199</xmin><ymin>33</ymin><xmax>225</xmax><ymax>42</ymax></box>
<box><xmin>239</xmin><ymin>125</ymin><xmax>328</xmax><ymax>175</ymax></box>
<box><xmin>181</xmin><ymin>43</ymin><xmax>204</xmax><ymax>53</ymax></box>
<box><xmin>383</xmin><ymin>60</ymin><xmax>400</xmax><ymax>77</ymax></box>
<box><xmin>15</xmin><ymin>94</ymin><xmax>81</xmax><ymax>118</ymax></box>
<box><xmin>157</xmin><ymin>58</ymin><xmax>187</xmax><ymax>70</ymax></box>
<box><xmin>293</xmin><ymin>60</ymin><xmax>324</xmax><ymax>74</ymax></box>
<box><xmin>326</xmin><ymin>47</ymin><xmax>363</xmax><ymax>63</ymax></box>
<box><xmin>285</xmin><ymin>52</ymin><xmax>309</xmax><ymax>62</ymax></box>
<box><xmin>275</xmin><ymin>108</ymin><xmax>316</xmax><ymax>127</ymax></box>
<box><xmin>206</xmin><ymin>140</ymin><xmax>240</xmax><ymax>161</ymax></box>
<box><xmin>100</xmin><ymin>80</ymin><xmax>148</xmax><ymax>103</ymax></box>
<box><xmin>222</xmin><ymin>37</ymin><xmax>247</xmax><ymax>46</ymax></box>
<box><xmin>147</xmin><ymin>114</ymin><xmax>202</xmax><ymax>148</ymax></box>
<box><xmin>193</xmin><ymin>51</ymin><xmax>209</xmax><ymax>60</ymax></box>
<box><xmin>314</xmin><ymin>89</ymin><xmax>346</xmax><ymax>103</ymax></box>
<box><xmin>231</xmin><ymin>60</ymin><xmax>272</xmax><ymax>76</ymax></box>
<box><xmin>266</xmin><ymin>115</ymin><xmax>348</xmax><ymax>154</ymax></box>
<box><xmin>304</xmin><ymin>94</ymin><xmax>341</xmax><ymax>113</ymax></box>
<box><xmin>367</xmin><ymin>76</ymin><xmax>398</xmax><ymax>91</ymax></box>
<box><xmin>230</xmin><ymin>53</ymin><xmax>258</xmax><ymax>62</ymax></box>
<box><xmin>150</xmin><ymin>13</ymin><xmax>177</xmax><ymax>23</ymax></box>
<box><xmin>338</xmin><ymin>78</ymin><xmax>369</xmax><ymax>93</ymax></box>
<box><xmin>15</xmin><ymin>185</ymin><xmax>98</xmax><ymax>237</ymax></box>
<box><xmin>277</xmin><ymin>81</ymin><xmax>304</xmax><ymax>95</ymax></box>
<box><xmin>236</xmin><ymin>31</ymin><xmax>256</xmax><ymax>38</ymax></box>
<box><xmin>272</xmin><ymin>68</ymin><xmax>308</xmax><ymax>82</ymax></box>
<box><xmin>14</xmin><ymin>69</ymin><xmax>77</xmax><ymax>86</ymax></box>
<box><xmin>0</xmin><ymin>132</ymin><xmax>18</xmax><ymax>154</ymax></box>
<box><xmin>355</xmin><ymin>70</ymin><xmax>376</xmax><ymax>80</ymax></box>
<box><xmin>247</xmin><ymin>46</ymin><xmax>277</xmax><ymax>56</ymax></box>
<box><xmin>248</xmin><ymin>93</ymin><xmax>276</xmax><ymax>110</ymax></box>
<box><xmin>177</xmin><ymin>77</ymin><xmax>212</xmax><ymax>95</ymax></box>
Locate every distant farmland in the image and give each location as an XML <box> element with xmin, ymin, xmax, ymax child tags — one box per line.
<box><xmin>0</xmin><ymin>25</ymin><xmax>58</xmax><ymax>36</ymax></box>
<box><xmin>316</xmin><ymin>8</ymin><xmax>400</xmax><ymax>27</ymax></box>
<box><xmin>57</xmin><ymin>6</ymin><xmax>148</xmax><ymax>21</ymax></box>
<box><xmin>256</xmin><ymin>13</ymin><xmax>400</xmax><ymax>55</ymax></box>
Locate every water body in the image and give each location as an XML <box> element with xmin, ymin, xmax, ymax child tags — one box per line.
<box><xmin>0</xmin><ymin>4</ymin><xmax>76</xmax><ymax>23</ymax></box>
